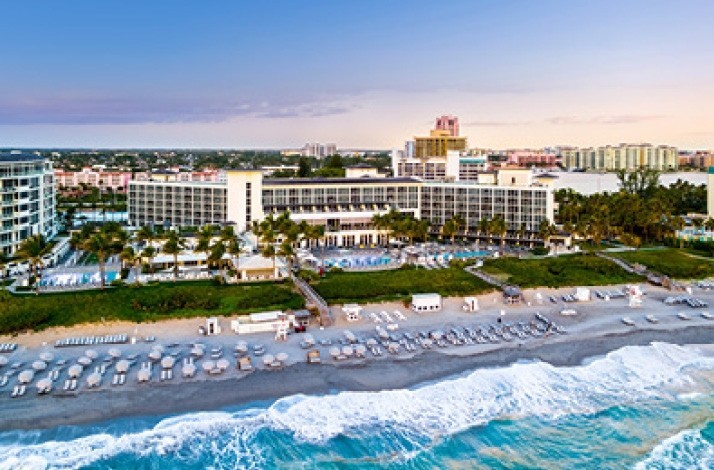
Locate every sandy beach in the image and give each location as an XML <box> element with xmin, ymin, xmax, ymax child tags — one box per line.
<box><xmin>1</xmin><ymin>282</ymin><xmax>714</xmax><ymax>431</ymax></box>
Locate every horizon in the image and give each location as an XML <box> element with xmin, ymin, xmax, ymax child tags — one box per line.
<box><xmin>1</xmin><ymin>0</ymin><xmax>712</xmax><ymax>149</ymax></box>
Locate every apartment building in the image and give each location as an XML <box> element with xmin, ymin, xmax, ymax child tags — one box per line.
<box><xmin>561</xmin><ymin>144</ymin><xmax>678</xmax><ymax>171</ymax></box>
<box><xmin>54</xmin><ymin>167</ymin><xmax>134</xmax><ymax>193</ymax></box>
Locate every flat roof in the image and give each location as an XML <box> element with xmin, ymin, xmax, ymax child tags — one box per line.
<box><xmin>264</xmin><ymin>177</ymin><xmax>420</xmax><ymax>186</ymax></box>
<box><xmin>0</xmin><ymin>153</ymin><xmax>44</xmax><ymax>162</ymax></box>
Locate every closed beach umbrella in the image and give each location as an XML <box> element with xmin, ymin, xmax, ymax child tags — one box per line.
<box><xmin>342</xmin><ymin>346</ymin><xmax>353</xmax><ymax>357</ymax></box>
<box><xmin>0</xmin><ymin>357</ymin><xmax>8</xmax><ymax>366</ymax></box>
<box><xmin>18</xmin><ymin>370</ymin><xmax>35</xmax><ymax>384</ymax></box>
<box><xmin>85</xmin><ymin>349</ymin><xmax>98</xmax><ymax>360</ymax></box>
<box><xmin>148</xmin><ymin>350</ymin><xmax>162</xmax><ymax>361</ymax></box>
<box><xmin>275</xmin><ymin>352</ymin><xmax>289</xmax><ymax>363</ymax></box>
<box><xmin>108</xmin><ymin>348</ymin><xmax>122</xmax><ymax>358</ymax></box>
<box><xmin>68</xmin><ymin>365</ymin><xmax>83</xmax><ymax>378</ymax></box>
<box><xmin>115</xmin><ymin>360</ymin><xmax>130</xmax><ymax>373</ymax></box>
<box><xmin>182</xmin><ymin>363</ymin><xmax>196</xmax><ymax>377</ymax></box>
<box><xmin>77</xmin><ymin>356</ymin><xmax>92</xmax><ymax>366</ymax></box>
<box><xmin>137</xmin><ymin>369</ymin><xmax>150</xmax><ymax>383</ymax></box>
<box><xmin>36</xmin><ymin>377</ymin><xmax>52</xmax><ymax>393</ymax></box>
<box><xmin>201</xmin><ymin>360</ymin><xmax>215</xmax><ymax>372</ymax></box>
<box><xmin>86</xmin><ymin>372</ymin><xmax>101</xmax><ymax>387</ymax></box>
<box><xmin>329</xmin><ymin>346</ymin><xmax>340</xmax><ymax>357</ymax></box>
<box><xmin>216</xmin><ymin>358</ymin><xmax>230</xmax><ymax>371</ymax></box>
<box><xmin>32</xmin><ymin>360</ymin><xmax>47</xmax><ymax>371</ymax></box>
<box><xmin>39</xmin><ymin>352</ymin><xmax>54</xmax><ymax>362</ymax></box>
<box><xmin>161</xmin><ymin>356</ymin><xmax>175</xmax><ymax>369</ymax></box>
<box><xmin>191</xmin><ymin>347</ymin><xmax>204</xmax><ymax>358</ymax></box>
<box><xmin>262</xmin><ymin>354</ymin><xmax>275</xmax><ymax>366</ymax></box>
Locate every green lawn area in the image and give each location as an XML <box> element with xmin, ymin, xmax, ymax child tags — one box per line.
<box><xmin>313</xmin><ymin>266</ymin><xmax>494</xmax><ymax>304</ymax></box>
<box><xmin>0</xmin><ymin>281</ymin><xmax>304</xmax><ymax>334</ymax></box>
<box><xmin>612</xmin><ymin>248</ymin><xmax>714</xmax><ymax>279</ymax></box>
<box><xmin>481</xmin><ymin>254</ymin><xmax>643</xmax><ymax>288</ymax></box>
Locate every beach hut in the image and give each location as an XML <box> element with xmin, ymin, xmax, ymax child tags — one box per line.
<box><xmin>463</xmin><ymin>297</ymin><xmax>479</xmax><ymax>312</ymax></box>
<box><xmin>574</xmin><ymin>287</ymin><xmax>591</xmax><ymax>302</ymax></box>
<box><xmin>36</xmin><ymin>377</ymin><xmax>52</xmax><ymax>394</ymax></box>
<box><xmin>115</xmin><ymin>360</ymin><xmax>130</xmax><ymax>373</ymax></box>
<box><xmin>68</xmin><ymin>365</ymin><xmax>83</xmax><ymax>378</ymax></box>
<box><xmin>32</xmin><ymin>361</ymin><xmax>47</xmax><ymax>371</ymax></box>
<box><xmin>39</xmin><ymin>352</ymin><xmax>54</xmax><ymax>362</ymax></box>
<box><xmin>411</xmin><ymin>293</ymin><xmax>442</xmax><ymax>312</ymax></box>
<box><xmin>342</xmin><ymin>304</ymin><xmax>363</xmax><ymax>322</ymax></box>
<box><xmin>86</xmin><ymin>372</ymin><xmax>102</xmax><ymax>388</ymax></box>
<box><xmin>182</xmin><ymin>363</ymin><xmax>197</xmax><ymax>378</ymax></box>
<box><xmin>205</xmin><ymin>317</ymin><xmax>222</xmax><ymax>336</ymax></box>
<box><xmin>503</xmin><ymin>286</ymin><xmax>523</xmax><ymax>305</ymax></box>
<box><xmin>343</xmin><ymin>330</ymin><xmax>357</xmax><ymax>344</ymax></box>
<box><xmin>18</xmin><ymin>370</ymin><xmax>35</xmax><ymax>384</ymax></box>
<box><xmin>161</xmin><ymin>356</ymin><xmax>175</xmax><ymax>369</ymax></box>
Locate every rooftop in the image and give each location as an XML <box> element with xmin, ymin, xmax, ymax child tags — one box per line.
<box><xmin>263</xmin><ymin>177</ymin><xmax>420</xmax><ymax>186</ymax></box>
<box><xmin>0</xmin><ymin>153</ymin><xmax>44</xmax><ymax>163</ymax></box>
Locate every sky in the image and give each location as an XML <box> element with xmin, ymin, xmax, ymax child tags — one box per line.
<box><xmin>0</xmin><ymin>0</ymin><xmax>712</xmax><ymax>150</ymax></box>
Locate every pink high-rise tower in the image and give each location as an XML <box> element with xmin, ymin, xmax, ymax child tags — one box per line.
<box><xmin>435</xmin><ymin>115</ymin><xmax>460</xmax><ymax>137</ymax></box>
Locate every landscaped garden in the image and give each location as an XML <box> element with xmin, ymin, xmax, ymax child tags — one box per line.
<box><xmin>612</xmin><ymin>248</ymin><xmax>714</xmax><ymax>279</ymax></box>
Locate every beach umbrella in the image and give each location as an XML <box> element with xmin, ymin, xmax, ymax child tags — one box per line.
<box><xmin>182</xmin><ymin>363</ymin><xmax>196</xmax><ymax>377</ymax></box>
<box><xmin>108</xmin><ymin>348</ymin><xmax>122</xmax><ymax>358</ymax></box>
<box><xmin>68</xmin><ymin>365</ymin><xmax>83</xmax><ymax>378</ymax></box>
<box><xmin>39</xmin><ymin>352</ymin><xmax>54</xmax><ymax>362</ymax></box>
<box><xmin>32</xmin><ymin>360</ymin><xmax>47</xmax><ymax>371</ymax></box>
<box><xmin>366</xmin><ymin>338</ymin><xmax>377</xmax><ymax>347</ymax></box>
<box><xmin>151</xmin><ymin>344</ymin><xmax>165</xmax><ymax>353</ymax></box>
<box><xmin>235</xmin><ymin>341</ymin><xmax>248</xmax><ymax>353</ymax></box>
<box><xmin>115</xmin><ymin>360</ymin><xmax>130</xmax><ymax>373</ymax></box>
<box><xmin>216</xmin><ymin>358</ymin><xmax>230</xmax><ymax>371</ymax></box>
<box><xmin>190</xmin><ymin>347</ymin><xmax>204</xmax><ymax>358</ymax></box>
<box><xmin>422</xmin><ymin>338</ymin><xmax>433</xmax><ymax>347</ymax></box>
<box><xmin>36</xmin><ymin>377</ymin><xmax>52</xmax><ymax>393</ymax></box>
<box><xmin>0</xmin><ymin>357</ymin><xmax>8</xmax><ymax>366</ymax></box>
<box><xmin>342</xmin><ymin>346</ymin><xmax>353</xmax><ymax>357</ymax></box>
<box><xmin>275</xmin><ymin>352</ymin><xmax>289</xmax><ymax>363</ymax></box>
<box><xmin>137</xmin><ymin>369</ymin><xmax>150</xmax><ymax>383</ymax></box>
<box><xmin>148</xmin><ymin>350</ymin><xmax>162</xmax><ymax>361</ymax></box>
<box><xmin>201</xmin><ymin>360</ymin><xmax>215</xmax><ymax>372</ymax></box>
<box><xmin>262</xmin><ymin>354</ymin><xmax>275</xmax><ymax>366</ymax></box>
<box><xmin>18</xmin><ymin>370</ymin><xmax>35</xmax><ymax>384</ymax></box>
<box><xmin>86</xmin><ymin>372</ymin><xmax>101</xmax><ymax>388</ymax></box>
<box><xmin>329</xmin><ymin>346</ymin><xmax>340</xmax><ymax>357</ymax></box>
<box><xmin>161</xmin><ymin>356</ymin><xmax>175</xmax><ymax>369</ymax></box>
<box><xmin>85</xmin><ymin>349</ymin><xmax>98</xmax><ymax>360</ymax></box>
<box><xmin>355</xmin><ymin>344</ymin><xmax>367</xmax><ymax>356</ymax></box>
<box><xmin>77</xmin><ymin>356</ymin><xmax>92</xmax><ymax>366</ymax></box>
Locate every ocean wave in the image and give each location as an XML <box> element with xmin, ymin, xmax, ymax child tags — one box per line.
<box><xmin>635</xmin><ymin>425</ymin><xmax>714</xmax><ymax>470</ymax></box>
<box><xmin>0</xmin><ymin>342</ymin><xmax>712</xmax><ymax>469</ymax></box>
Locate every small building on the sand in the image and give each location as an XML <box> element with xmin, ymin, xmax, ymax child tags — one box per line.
<box><xmin>502</xmin><ymin>286</ymin><xmax>523</xmax><ymax>304</ymax></box>
<box><xmin>231</xmin><ymin>310</ymin><xmax>302</xmax><ymax>335</ymax></box>
<box><xmin>342</xmin><ymin>304</ymin><xmax>363</xmax><ymax>322</ymax></box>
<box><xmin>411</xmin><ymin>293</ymin><xmax>442</xmax><ymax>312</ymax></box>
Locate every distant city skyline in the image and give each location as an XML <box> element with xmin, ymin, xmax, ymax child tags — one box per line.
<box><xmin>0</xmin><ymin>1</ymin><xmax>712</xmax><ymax>149</ymax></box>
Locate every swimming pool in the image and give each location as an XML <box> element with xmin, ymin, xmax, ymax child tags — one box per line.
<box><xmin>39</xmin><ymin>271</ymin><xmax>119</xmax><ymax>287</ymax></box>
<box><xmin>322</xmin><ymin>256</ymin><xmax>393</xmax><ymax>268</ymax></box>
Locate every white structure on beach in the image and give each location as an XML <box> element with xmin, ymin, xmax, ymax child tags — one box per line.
<box><xmin>411</xmin><ymin>293</ymin><xmax>442</xmax><ymax>312</ymax></box>
<box><xmin>342</xmin><ymin>304</ymin><xmax>363</xmax><ymax>322</ymax></box>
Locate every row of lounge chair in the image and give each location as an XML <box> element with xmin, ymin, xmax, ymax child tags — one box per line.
<box><xmin>0</xmin><ymin>343</ymin><xmax>17</xmax><ymax>353</ymax></box>
<box><xmin>63</xmin><ymin>379</ymin><xmax>78</xmax><ymax>391</ymax></box>
<box><xmin>664</xmin><ymin>296</ymin><xmax>709</xmax><ymax>308</ymax></box>
<box><xmin>10</xmin><ymin>385</ymin><xmax>26</xmax><ymax>397</ymax></box>
<box><xmin>55</xmin><ymin>335</ymin><xmax>129</xmax><ymax>348</ymax></box>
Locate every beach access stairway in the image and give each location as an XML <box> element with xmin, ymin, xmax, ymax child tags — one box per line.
<box><xmin>464</xmin><ymin>265</ymin><xmax>507</xmax><ymax>289</ymax></box>
<box><xmin>596</xmin><ymin>253</ymin><xmax>643</xmax><ymax>275</ymax></box>
<box><xmin>292</xmin><ymin>275</ymin><xmax>334</xmax><ymax>326</ymax></box>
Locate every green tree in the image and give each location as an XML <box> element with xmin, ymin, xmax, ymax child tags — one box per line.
<box><xmin>298</xmin><ymin>157</ymin><xmax>312</xmax><ymax>177</ymax></box>
<box><xmin>82</xmin><ymin>227</ymin><xmax>127</xmax><ymax>289</ymax></box>
<box><xmin>17</xmin><ymin>235</ymin><xmax>52</xmax><ymax>294</ymax></box>
<box><xmin>162</xmin><ymin>230</ymin><xmax>186</xmax><ymax>280</ymax></box>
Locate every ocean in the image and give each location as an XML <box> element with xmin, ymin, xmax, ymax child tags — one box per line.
<box><xmin>0</xmin><ymin>342</ymin><xmax>712</xmax><ymax>469</ymax></box>
<box><xmin>552</xmin><ymin>172</ymin><xmax>707</xmax><ymax>195</ymax></box>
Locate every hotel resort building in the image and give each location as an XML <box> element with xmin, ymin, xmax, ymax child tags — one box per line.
<box><xmin>129</xmin><ymin>168</ymin><xmax>554</xmax><ymax>248</ymax></box>
<box><xmin>0</xmin><ymin>153</ymin><xmax>58</xmax><ymax>256</ymax></box>
<box><xmin>560</xmin><ymin>144</ymin><xmax>678</xmax><ymax>171</ymax></box>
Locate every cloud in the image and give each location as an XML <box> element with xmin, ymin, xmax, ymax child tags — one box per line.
<box><xmin>0</xmin><ymin>95</ymin><xmax>356</xmax><ymax>125</ymax></box>
<box><xmin>545</xmin><ymin>114</ymin><xmax>665</xmax><ymax>125</ymax></box>
<box><xmin>462</xmin><ymin>120</ymin><xmax>529</xmax><ymax>127</ymax></box>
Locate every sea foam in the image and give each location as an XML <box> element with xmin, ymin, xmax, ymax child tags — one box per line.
<box><xmin>0</xmin><ymin>342</ymin><xmax>712</xmax><ymax>469</ymax></box>
<box><xmin>635</xmin><ymin>427</ymin><xmax>714</xmax><ymax>470</ymax></box>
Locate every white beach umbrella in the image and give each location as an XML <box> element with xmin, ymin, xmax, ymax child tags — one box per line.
<box><xmin>182</xmin><ymin>363</ymin><xmax>196</xmax><ymax>377</ymax></box>
<box><xmin>36</xmin><ymin>377</ymin><xmax>52</xmax><ymax>393</ymax></box>
<box><xmin>151</xmin><ymin>344</ymin><xmax>165</xmax><ymax>353</ymax></box>
<box><xmin>148</xmin><ymin>350</ymin><xmax>162</xmax><ymax>361</ymax></box>
<box><xmin>0</xmin><ymin>357</ymin><xmax>8</xmax><ymax>366</ymax></box>
<box><xmin>201</xmin><ymin>360</ymin><xmax>215</xmax><ymax>372</ymax></box>
<box><xmin>190</xmin><ymin>347</ymin><xmax>204</xmax><ymax>357</ymax></box>
<box><xmin>18</xmin><ymin>370</ymin><xmax>35</xmax><ymax>384</ymax></box>
<box><xmin>67</xmin><ymin>364</ymin><xmax>83</xmax><ymax>378</ymax></box>
<box><xmin>342</xmin><ymin>346</ymin><xmax>353</xmax><ymax>357</ymax></box>
<box><xmin>32</xmin><ymin>360</ymin><xmax>47</xmax><ymax>371</ymax></box>
<box><xmin>329</xmin><ymin>346</ymin><xmax>340</xmax><ymax>357</ymax></box>
<box><xmin>115</xmin><ymin>360</ymin><xmax>130</xmax><ymax>373</ymax></box>
<box><xmin>39</xmin><ymin>352</ymin><xmax>54</xmax><ymax>362</ymax></box>
<box><xmin>86</xmin><ymin>372</ymin><xmax>102</xmax><ymax>388</ymax></box>
<box><xmin>355</xmin><ymin>344</ymin><xmax>367</xmax><ymax>355</ymax></box>
<box><xmin>137</xmin><ymin>369</ymin><xmax>150</xmax><ymax>383</ymax></box>
<box><xmin>85</xmin><ymin>349</ymin><xmax>98</xmax><ymax>360</ymax></box>
<box><xmin>77</xmin><ymin>356</ymin><xmax>92</xmax><ymax>366</ymax></box>
<box><xmin>262</xmin><ymin>354</ymin><xmax>275</xmax><ymax>366</ymax></box>
<box><xmin>161</xmin><ymin>356</ymin><xmax>175</xmax><ymax>369</ymax></box>
<box><xmin>216</xmin><ymin>358</ymin><xmax>230</xmax><ymax>371</ymax></box>
<box><xmin>108</xmin><ymin>348</ymin><xmax>122</xmax><ymax>358</ymax></box>
<box><xmin>275</xmin><ymin>352</ymin><xmax>289</xmax><ymax>363</ymax></box>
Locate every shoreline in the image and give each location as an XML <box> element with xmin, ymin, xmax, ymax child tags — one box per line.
<box><xmin>1</xmin><ymin>325</ymin><xmax>712</xmax><ymax>431</ymax></box>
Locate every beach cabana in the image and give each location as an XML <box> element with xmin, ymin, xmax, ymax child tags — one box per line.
<box><xmin>32</xmin><ymin>361</ymin><xmax>47</xmax><ymax>371</ymax></box>
<box><xmin>342</xmin><ymin>304</ymin><xmax>362</xmax><ymax>322</ymax></box>
<box><xmin>411</xmin><ymin>293</ymin><xmax>442</xmax><ymax>312</ymax></box>
<box><xmin>18</xmin><ymin>370</ymin><xmax>35</xmax><ymax>384</ymax></box>
<box><xmin>151</xmin><ymin>344</ymin><xmax>165</xmax><ymax>353</ymax></box>
<box><xmin>161</xmin><ymin>356</ymin><xmax>175</xmax><ymax>369</ymax></box>
<box><xmin>502</xmin><ymin>286</ymin><xmax>523</xmax><ymax>305</ymax></box>
<box><xmin>68</xmin><ymin>365</ymin><xmax>83</xmax><ymax>378</ymax></box>
<box><xmin>329</xmin><ymin>347</ymin><xmax>341</xmax><ymax>359</ymax></box>
<box><xmin>36</xmin><ymin>378</ymin><xmax>52</xmax><ymax>394</ymax></box>
<box><xmin>115</xmin><ymin>360</ymin><xmax>130</xmax><ymax>373</ymax></box>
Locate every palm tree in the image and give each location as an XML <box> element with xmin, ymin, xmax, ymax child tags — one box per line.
<box><xmin>17</xmin><ymin>235</ymin><xmax>52</xmax><ymax>294</ymax></box>
<box><xmin>135</xmin><ymin>225</ymin><xmax>156</xmax><ymax>248</ymax></box>
<box><xmin>82</xmin><ymin>229</ymin><xmax>126</xmax><ymax>289</ymax></box>
<box><xmin>141</xmin><ymin>246</ymin><xmax>156</xmax><ymax>274</ymax></box>
<box><xmin>162</xmin><ymin>231</ymin><xmax>185</xmax><ymax>280</ymax></box>
<box><xmin>196</xmin><ymin>225</ymin><xmax>215</xmax><ymax>271</ymax></box>
<box><xmin>278</xmin><ymin>240</ymin><xmax>295</xmax><ymax>275</ymax></box>
<box><xmin>478</xmin><ymin>218</ymin><xmax>492</xmax><ymax>244</ymax></box>
<box><xmin>208</xmin><ymin>241</ymin><xmax>226</xmax><ymax>272</ymax></box>
<box><xmin>0</xmin><ymin>253</ymin><xmax>7</xmax><ymax>290</ymax></box>
<box><xmin>120</xmin><ymin>246</ymin><xmax>135</xmax><ymax>272</ymax></box>
<box><xmin>490</xmin><ymin>216</ymin><xmax>507</xmax><ymax>251</ymax></box>
<box><xmin>441</xmin><ymin>218</ymin><xmax>456</xmax><ymax>246</ymax></box>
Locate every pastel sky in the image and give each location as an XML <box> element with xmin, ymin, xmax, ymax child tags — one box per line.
<box><xmin>1</xmin><ymin>0</ymin><xmax>712</xmax><ymax>149</ymax></box>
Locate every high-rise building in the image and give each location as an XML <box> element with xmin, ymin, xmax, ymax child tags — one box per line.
<box><xmin>0</xmin><ymin>153</ymin><xmax>57</xmax><ymax>256</ymax></box>
<box><xmin>561</xmin><ymin>144</ymin><xmax>678</xmax><ymax>171</ymax></box>
<box><xmin>414</xmin><ymin>130</ymin><xmax>467</xmax><ymax>159</ymax></box>
<box><xmin>435</xmin><ymin>115</ymin><xmax>460</xmax><ymax>137</ymax></box>
<box><xmin>302</xmin><ymin>143</ymin><xmax>337</xmax><ymax>158</ymax></box>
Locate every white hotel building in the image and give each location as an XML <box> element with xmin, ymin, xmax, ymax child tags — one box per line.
<box><xmin>129</xmin><ymin>168</ymin><xmax>554</xmax><ymax>247</ymax></box>
<box><xmin>1</xmin><ymin>153</ymin><xmax>57</xmax><ymax>256</ymax></box>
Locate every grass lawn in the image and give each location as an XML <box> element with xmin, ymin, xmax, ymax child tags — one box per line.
<box><xmin>0</xmin><ymin>281</ymin><xmax>304</xmax><ymax>334</ymax></box>
<box><xmin>313</xmin><ymin>266</ymin><xmax>493</xmax><ymax>304</ymax></box>
<box><xmin>612</xmin><ymin>248</ymin><xmax>714</xmax><ymax>279</ymax></box>
<box><xmin>481</xmin><ymin>254</ymin><xmax>643</xmax><ymax>288</ymax></box>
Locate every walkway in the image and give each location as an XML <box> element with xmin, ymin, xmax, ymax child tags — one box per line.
<box><xmin>292</xmin><ymin>275</ymin><xmax>334</xmax><ymax>326</ymax></box>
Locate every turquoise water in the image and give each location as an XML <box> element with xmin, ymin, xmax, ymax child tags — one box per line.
<box><xmin>0</xmin><ymin>342</ymin><xmax>712</xmax><ymax>469</ymax></box>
